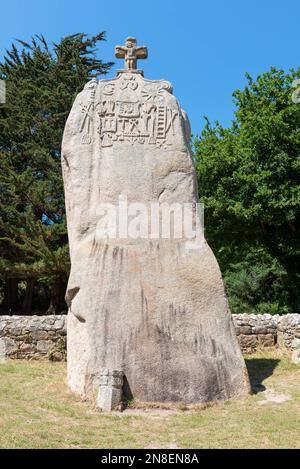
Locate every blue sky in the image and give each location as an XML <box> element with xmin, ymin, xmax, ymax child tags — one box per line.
<box><xmin>1</xmin><ymin>0</ymin><xmax>299</xmax><ymax>134</ymax></box>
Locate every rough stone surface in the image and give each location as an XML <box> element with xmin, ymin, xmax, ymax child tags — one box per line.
<box><xmin>291</xmin><ymin>338</ymin><xmax>300</xmax><ymax>349</ymax></box>
<box><xmin>97</xmin><ymin>369</ymin><xmax>124</xmax><ymax>411</ymax></box>
<box><xmin>0</xmin><ymin>315</ymin><xmax>66</xmax><ymax>360</ymax></box>
<box><xmin>61</xmin><ymin>54</ymin><xmax>250</xmax><ymax>403</ymax></box>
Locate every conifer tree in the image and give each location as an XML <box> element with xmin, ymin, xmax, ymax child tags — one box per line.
<box><xmin>0</xmin><ymin>32</ymin><xmax>113</xmax><ymax>314</ymax></box>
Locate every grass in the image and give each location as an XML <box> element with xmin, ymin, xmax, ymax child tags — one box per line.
<box><xmin>0</xmin><ymin>348</ymin><xmax>300</xmax><ymax>448</ymax></box>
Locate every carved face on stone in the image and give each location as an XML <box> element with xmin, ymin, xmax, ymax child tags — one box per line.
<box><xmin>126</xmin><ymin>38</ymin><xmax>136</xmax><ymax>48</ymax></box>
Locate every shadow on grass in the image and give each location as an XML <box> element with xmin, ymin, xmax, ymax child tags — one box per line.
<box><xmin>245</xmin><ymin>358</ymin><xmax>280</xmax><ymax>394</ymax></box>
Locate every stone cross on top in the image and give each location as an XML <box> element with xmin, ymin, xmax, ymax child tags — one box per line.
<box><xmin>115</xmin><ymin>37</ymin><xmax>148</xmax><ymax>75</ymax></box>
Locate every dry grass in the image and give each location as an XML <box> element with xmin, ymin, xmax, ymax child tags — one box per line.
<box><xmin>0</xmin><ymin>348</ymin><xmax>299</xmax><ymax>448</ymax></box>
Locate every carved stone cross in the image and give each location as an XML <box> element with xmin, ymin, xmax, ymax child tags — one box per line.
<box><xmin>115</xmin><ymin>37</ymin><xmax>148</xmax><ymax>71</ymax></box>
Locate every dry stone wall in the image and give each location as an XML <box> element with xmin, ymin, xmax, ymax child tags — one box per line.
<box><xmin>0</xmin><ymin>315</ymin><xmax>67</xmax><ymax>361</ymax></box>
<box><xmin>233</xmin><ymin>314</ymin><xmax>300</xmax><ymax>351</ymax></box>
<box><xmin>0</xmin><ymin>314</ymin><xmax>300</xmax><ymax>361</ymax></box>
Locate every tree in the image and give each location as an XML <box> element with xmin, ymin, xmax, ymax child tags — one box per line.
<box><xmin>194</xmin><ymin>67</ymin><xmax>300</xmax><ymax>314</ymax></box>
<box><xmin>0</xmin><ymin>32</ymin><xmax>113</xmax><ymax>314</ymax></box>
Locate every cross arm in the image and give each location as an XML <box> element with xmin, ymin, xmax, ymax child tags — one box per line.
<box><xmin>115</xmin><ymin>46</ymin><xmax>126</xmax><ymax>58</ymax></box>
<box><xmin>135</xmin><ymin>46</ymin><xmax>148</xmax><ymax>59</ymax></box>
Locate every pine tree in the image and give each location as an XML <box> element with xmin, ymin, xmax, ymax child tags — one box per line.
<box><xmin>0</xmin><ymin>32</ymin><xmax>113</xmax><ymax>314</ymax></box>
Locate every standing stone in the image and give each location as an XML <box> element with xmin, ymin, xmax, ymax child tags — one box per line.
<box><xmin>62</xmin><ymin>37</ymin><xmax>250</xmax><ymax>403</ymax></box>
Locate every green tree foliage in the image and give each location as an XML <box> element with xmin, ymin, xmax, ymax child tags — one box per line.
<box><xmin>194</xmin><ymin>67</ymin><xmax>300</xmax><ymax>314</ymax></box>
<box><xmin>0</xmin><ymin>32</ymin><xmax>113</xmax><ymax>314</ymax></box>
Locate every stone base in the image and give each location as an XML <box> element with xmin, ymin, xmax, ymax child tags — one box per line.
<box><xmin>116</xmin><ymin>69</ymin><xmax>144</xmax><ymax>76</ymax></box>
<box><xmin>97</xmin><ymin>369</ymin><xmax>124</xmax><ymax>411</ymax></box>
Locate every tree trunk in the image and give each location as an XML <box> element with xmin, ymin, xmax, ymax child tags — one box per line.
<box><xmin>283</xmin><ymin>259</ymin><xmax>299</xmax><ymax>311</ymax></box>
<box><xmin>265</xmin><ymin>239</ymin><xmax>299</xmax><ymax>311</ymax></box>
<box><xmin>22</xmin><ymin>279</ymin><xmax>35</xmax><ymax>315</ymax></box>
<box><xmin>2</xmin><ymin>277</ymin><xmax>19</xmax><ymax>313</ymax></box>
<box><xmin>47</xmin><ymin>278</ymin><xmax>67</xmax><ymax>315</ymax></box>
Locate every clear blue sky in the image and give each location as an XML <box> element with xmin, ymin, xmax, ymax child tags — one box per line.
<box><xmin>1</xmin><ymin>0</ymin><xmax>299</xmax><ymax>134</ymax></box>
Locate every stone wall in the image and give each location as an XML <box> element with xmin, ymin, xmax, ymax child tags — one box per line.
<box><xmin>233</xmin><ymin>314</ymin><xmax>300</xmax><ymax>352</ymax></box>
<box><xmin>0</xmin><ymin>315</ymin><xmax>67</xmax><ymax>361</ymax></box>
<box><xmin>0</xmin><ymin>314</ymin><xmax>300</xmax><ymax>361</ymax></box>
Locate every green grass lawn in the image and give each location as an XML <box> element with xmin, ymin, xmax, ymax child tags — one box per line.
<box><xmin>0</xmin><ymin>349</ymin><xmax>299</xmax><ymax>448</ymax></box>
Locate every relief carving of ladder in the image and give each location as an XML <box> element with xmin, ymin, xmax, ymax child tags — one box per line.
<box><xmin>156</xmin><ymin>106</ymin><xmax>167</xmax><ymax>140</ymax></box>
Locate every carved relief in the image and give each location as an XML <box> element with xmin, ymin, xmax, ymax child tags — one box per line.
<box><xmin>120</xmin><ymin>74</ymin><xmax>138</xmax><ymax>90</ymax></box>
<box><xmin>117</xmin><ymin>101</ymin><xmax>140</xmax><ymax>118</ymax></box>
<box><xmin>97</xmin><ymin>100</ymin><xmax>115</xmax><ymax>116</ymax></box>
<box><xmin>115</xmin><ymin>37</ymin><xmax>148</xmax><ymax>71</ymax></box>
<box><xmin>94</xmin><ymin>77</ymin><xmax>178</xmax><ymax>148</ymax></box>
<box><xmin>78</xmin><ymin>79</ymin><xmax>97</xmax><ymax>144</ymax></box>
<box><xmin>142</xmin><ymin>84</ymin><xmax>163</xmax><ymax>104</ymax></box>
<box><xmin>103</xmin><ymin>83</ymin><xmax>115</xmax><ymax>96</ymax></box>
